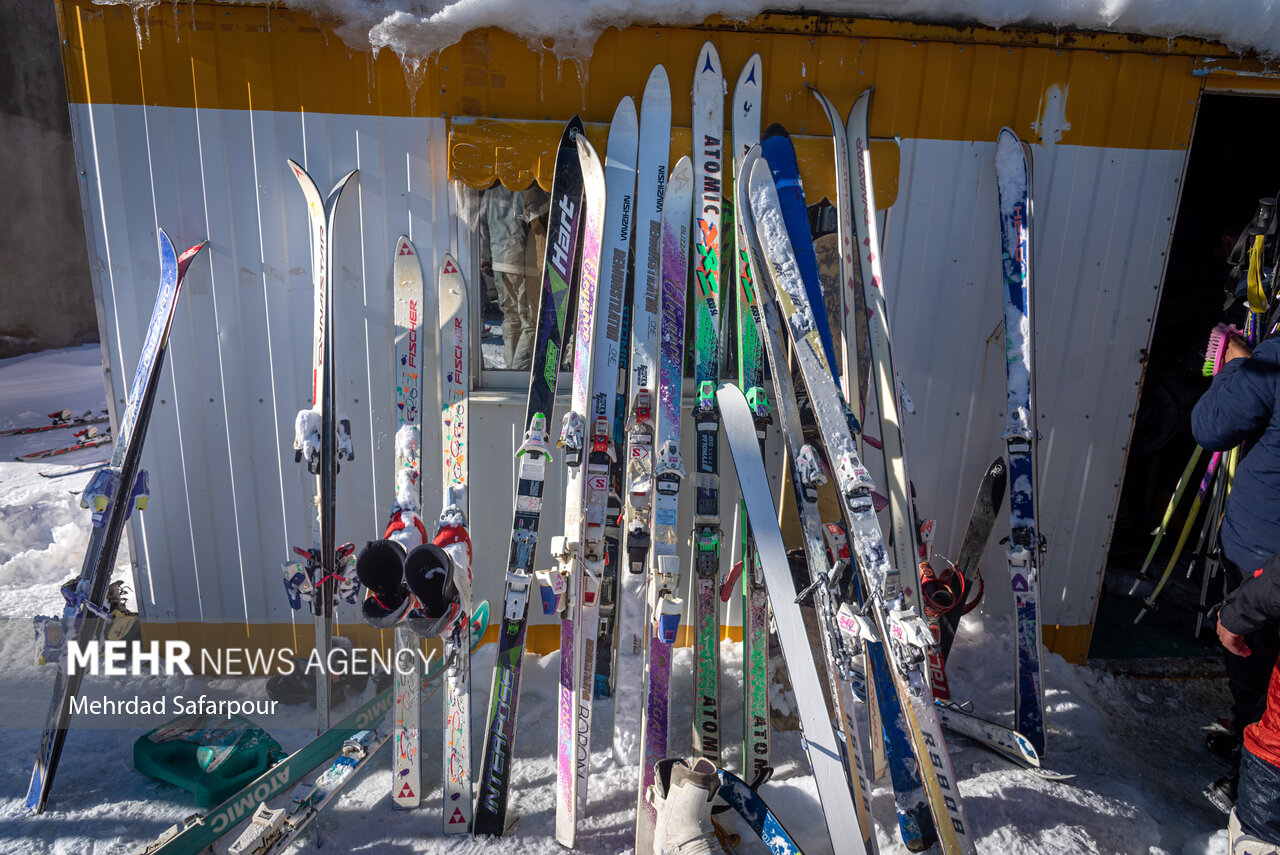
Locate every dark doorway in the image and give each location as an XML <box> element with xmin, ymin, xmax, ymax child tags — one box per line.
<box><xmin>1093</xmin><ymin>93</ymin><xmax>1280</xmax><ymax>661</ymax></box>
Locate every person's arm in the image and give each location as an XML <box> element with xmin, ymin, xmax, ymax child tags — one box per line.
<box><xmin>1191</xmin><ymin>336</ymin><xmax>1275</xmax><ymax>451</ymax></box>
<box><xmin>1219</xmin><ymin>550</ymin><xmax>1280</xmax><ymax>655</ymax></box>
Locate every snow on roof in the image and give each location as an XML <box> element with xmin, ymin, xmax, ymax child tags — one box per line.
<box><xmin>244</xmin><ymin>0</ymin><xmax>1280</xmax><ymax>61</ymax></box>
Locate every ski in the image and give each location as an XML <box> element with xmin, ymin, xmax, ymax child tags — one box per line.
<box><xmin>286</xmin><ymin>160</ymin><xmax>359</xmax><ymax>735</ymax></box>
<box><xmin>227</xmin><ymin>729</ymin><xmax>385</xmax><ymax>855</ymax></box>
<box><xmin>38</xmin><ymin>461</ymin><xmax>110</xmax><ymax>478</ymax></box>
<box><xmin>749</xmin><ymin>154</ymin><xmax>977</xmax><ymax>854</ymax></box>
<box><xmin>934</xmin><ymin>701</ymin><xmax>1072</xmax><ymax>780</ymax></box>
<box><xmin>939</xmin><ymin>457</ymin><xmax>1007</xmax><ymax>660</ymax></box>
<box><xmin>730</xmin><ymin>52</ymin><xmax>772</xmax><ymax>787</ymax></box>
<box><xmin>614</xmin><ymin>63</ymin><xmax>670</xmax><ymax>767</ymax></box>
<box><xmin>839</xmin><ymin>89</ymin><xmax>925</xmax><ymax>620</ymax></box>
<box><xmin>374</xmin><ymin>235</ymin><xmax>428</xmax><ymax>810</ymax></box>
<box><xmin>803</xmin><ymin>90</ymin><xmax>934</xmax><ymax>848</ymax></box>
<box><xmin>15</xmin><ymin>427</ymin><xmax>113</xmax><ymax>460</ymax></box>
<box><xmin>566</xmin><ymin>97</ymin><xmax>635</xmax><ymax>845</ymax></box>
<box><xmin>736</xmin><ymin>147</ymin><xmax>879</xmax><ymax>851</ymax></box>
<box><xmin>716</xmin><ymin>768</ymin><xmax>806</xmax><ymax>855</ymax></box>
<box><xmin>996</xmin><ymin>127</ymin><xmax>1046</xmax><ymax>755</ymax></box>
<box><xmin>132</xmin><ymin>604</ymin><xmax>490</xmax><ymax>855</ymax></box>
<box><xmin>690</xmin><ymin>38</ymin><xmax>725</xmax><ymax>765</ymax></box>
<box><xmin>27</xmin><ymin>229</ymin><xmax>207</xmax><ymax>814</ymax></box>
<box><xmin>437</xmin><ymin>252</ymin><xmax>474</xmax><ymax>833</ymax></box>
<box><xmin>719</xmin><ymin>382</ymin><xmax>870</xmax><ymax>854</ymax></box>
<box><xmin>473</xmin><ymin>116</ymin><xmax>586</xmax><ymax>837</ymax></box>
<box><xmin>0</xmin><ymin>409</ymin><xmax>108</xmax><ymax>437</ymax></box>
<box><xmin>635</xmin><ymin>154</ymin><xmax>692</xmax><ymax>855</ymax></box>
<box><xmin>537</xmin><ymin>128</ymin><xmax>604</xmax><ymax>848</ymax></box>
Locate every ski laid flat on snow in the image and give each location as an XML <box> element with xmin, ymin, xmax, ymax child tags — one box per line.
<box><xmin>635</xmin><ymin>154</ymin><xmax>692</xmax><ymax>855</ymax></box>
<box><xmin>690</xmin><ymin>38</ymin><xmax>725</xmax><ymax>766</ymax></box>
<box><xmin>718</xmin><ymin>382</ymin><xmax>869</xmax><ymax>855</ymax></box>
<box><xmin>474</xmin><ymin>117</ymin><xmax>586</xmax><ymax>837</ymax></box>
<box><xmin>615</xmin><ymin>63</ymin><xmax>670</xmax><ymax>769</ymax></box>
<box><xmin>996</xmin><ymin>127</ymin><xmax>1046</xmax><ymax>756</ymax></box>
<box><xmin>1</xmin><ymin>409</ymin><xmax>108</xmax><ymax>437</ymax></box>
<box><xmin>133</xmin><ymin>604</ymin><xmax>490</xmax><ymax>855</ymax></box>
<box><xmin>750</xmin><ymin>156</ymin><xmax>977</xmax><ymax>854</ymax></box>
<box><xmin>27</xmin><ymin>229</ymin><xmax>206</xmax><ymax>814</ymax></box>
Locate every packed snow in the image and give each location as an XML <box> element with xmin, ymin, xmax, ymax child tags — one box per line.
<box><xmin>0</xmin><ymin>345</ymin><xmax>1246</xmax><ymax>854</ymax></box>
<box><xmin>101</xmin><ymin>0</ymin><xmax>1280</xmax><ymax>64</ymax></box>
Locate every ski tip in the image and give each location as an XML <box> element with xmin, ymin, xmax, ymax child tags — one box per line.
<box><xmin>439</xmin><ymin>252</ymin><xmax>463</xmax><ymax>281</ymax></box>
<box><xmin>176</xmin><ymin>238</ymin><xmax>209</xmax><ymax>271</ymax></box>
<box><xmin>395</xmin><ymin>235</ymin><xmax>415</xmax><ymax>256</ymax></box>
<box><xmin>645</xmin><ymin>63</ymin><xmax>669</xmax><ymax>91</ymax></box>
<box><xmin>696</xmin><ymin>40</ymin><xmax>721</xmax><ymax>73</ymax></box>
<box><xmin>562</xmin><ymin>114</ymin><xmax>585</xmax><ymax>143</ymax></box>
<box><xmin>736</xmin><ymin>53</ymin><xmax>761</xmax><ymax>90</ymax></box>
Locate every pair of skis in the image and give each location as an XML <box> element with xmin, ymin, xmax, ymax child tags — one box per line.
<box><xmin>285</xmin><ymin>161</ymin><xmax>359</xmax><ymax>736</ymax></box>
<box><xmin>1</xmin><ymin>408</ymin><xmax>109</xmax><ymax>437</ymax></box>
<box><xmin>15</xmin><ymin>427</ymin><xmax>113</xmax><ymax>461</ymax></box>
<box><xmin>349</xmin><ymin>238</ymin><xmax>473</xmax><ymax>829</ymax></box>
<box><xmin>28</xmin><ymin>230</ymin><xmax>208</xmax><ymax>814</ymax></box>
<box><xmin>535</xmin><ymin>106</ymin><xmax>627</xmax><ymax>849</ymax></box>
<box><xmin>474</xmin><ymin>117</ymin><xmax>587</xmax><ymax>837</ymax></box>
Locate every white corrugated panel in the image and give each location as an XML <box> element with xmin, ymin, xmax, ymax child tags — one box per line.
<box><xmin>881</xmin><ymin>138</ymin><xmax>1184</xmax><ymax>633</ymax></box>
<box><xmin>70</xmin><ymin>104</ymin><xmax>454</xmax><ymax>628</ymax></box>
<box><xmin>67</xmin><ymin>101</ymin><xmax>785</xmax><ymax>634</ymax></box>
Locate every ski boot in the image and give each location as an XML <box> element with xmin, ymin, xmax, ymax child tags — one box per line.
<box><xmin>404</xmin><ymin>543</ymin><xmax>462</xmax><ymax>638</ymax></box>
<box><xmin>649</xmin><ymin>757</ymin><xmax>726</xmax><ymax>855</ymax></box>
<box><xmin>33</xmin><ymin>615</ymin><xmax>66</xmax><ymax>665</ymax></box>
<box><xmin>436</xmin><ymin>496</ymin><xmax>472</xmax><ymax>613</ymax></box>
<box><xmin>1206</xmin><ymin>771</ymin><xmax>1240</xmax><ymax>815</ymax></box>
<box><xmin>355</xmin><ymin>508</ymin><xmax>428</xmax><ymax>628</ymax></box>
<box><xmin>105</xmin><ymin>580</ymin><xmax>141</xmax><ymax>642</ymax></box>
<box><xmin>1230</xmin><ymin>807</ymin><xmax>1280</xmax><ymax>854</ymax></box>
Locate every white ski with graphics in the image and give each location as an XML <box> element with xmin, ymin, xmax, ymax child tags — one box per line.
<box><xmin>437</xmin><ymin>253</ymin><xmax>474</xmax><ymax>832</ymax></box>
<box><xmin>615</xmin><ymin>63</ymin><xmax>671</xmax><ymax>768</ymax></box>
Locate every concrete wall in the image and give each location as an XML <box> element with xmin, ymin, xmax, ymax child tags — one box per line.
<box><xmin>0</xmin><ymin>0</ymin><xmax>95</xmax><ymax>357</ymax></box>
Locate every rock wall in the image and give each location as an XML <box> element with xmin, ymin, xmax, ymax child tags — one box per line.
<box><xmin>0</xmin><ymin>1</ymin><xmax>96</xmax><ymax>358</ymax></box>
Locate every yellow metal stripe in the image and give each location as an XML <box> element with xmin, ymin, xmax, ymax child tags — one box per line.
<box><xmin>60</xmin><ymin>1</ymin><xmax>1201</xmax><ymax>152</ymax></box>
<box><xmin>138</xmin><ymin>620</ymin><xmax>743</xmax><ymax>669</ymax></box>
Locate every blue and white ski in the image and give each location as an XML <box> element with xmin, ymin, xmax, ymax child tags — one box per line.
<box><xmin>27</xmin><ymin>229</ymin><xmax>207</xmax><ymax>813</ymax></box>
<box><xmin>995</xmin><ymin>127</ymin><xmax>1046</xmax><ymax>756</ymax></box>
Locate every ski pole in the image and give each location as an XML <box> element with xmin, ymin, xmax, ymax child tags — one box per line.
<box><xmin>1135</xmin><ymin>450</ymin><xmax>1221</xmax><ymax>623</ymax></box>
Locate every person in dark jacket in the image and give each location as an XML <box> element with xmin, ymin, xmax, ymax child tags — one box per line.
<box><xmin>1218</xmin><ymin>549</ymin><xmax>1280</xmax><ymax>853</ymax></box>
<box><xmin>1193</xmin><ymin>333</ymin><xmax>1280</xmax><ymax>808</ymax></box>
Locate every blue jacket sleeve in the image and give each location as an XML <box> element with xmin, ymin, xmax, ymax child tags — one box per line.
<box><xmin>1191</xmin><ymin>337</ymin><xmax>1280</xmax><ymax>451</ymax></box>
<box><xmin>1220</xmin><ymin>550</ymin><xmax>1280</xmax><ymax>634</ymax></box>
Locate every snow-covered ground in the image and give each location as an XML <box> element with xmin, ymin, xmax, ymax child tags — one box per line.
<box><xmin>0</xmin><ymin>346</ymin><xmax>1242</xmax><ymax>854</ymax></box>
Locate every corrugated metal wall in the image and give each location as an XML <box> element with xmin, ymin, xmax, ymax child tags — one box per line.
<box><xmin>70</xmin><ymin>104</ymin><xmax>454</xmax><ymax>633</ymax></box>
<box><xmin>881</xmin><ymin>138</ymin><xmax>1185</xmax><ymax>638</ymax></box>
<box><xmin>69</xmin><ymin>101</ymin><xmax>781</xmax><ymax>642</ymax></box>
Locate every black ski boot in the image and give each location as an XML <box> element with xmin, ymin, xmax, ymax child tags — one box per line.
<box><xmin>404</xmin><ymin>543</ymin><xmax>461</xmax><ymax>638</ymax></box>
